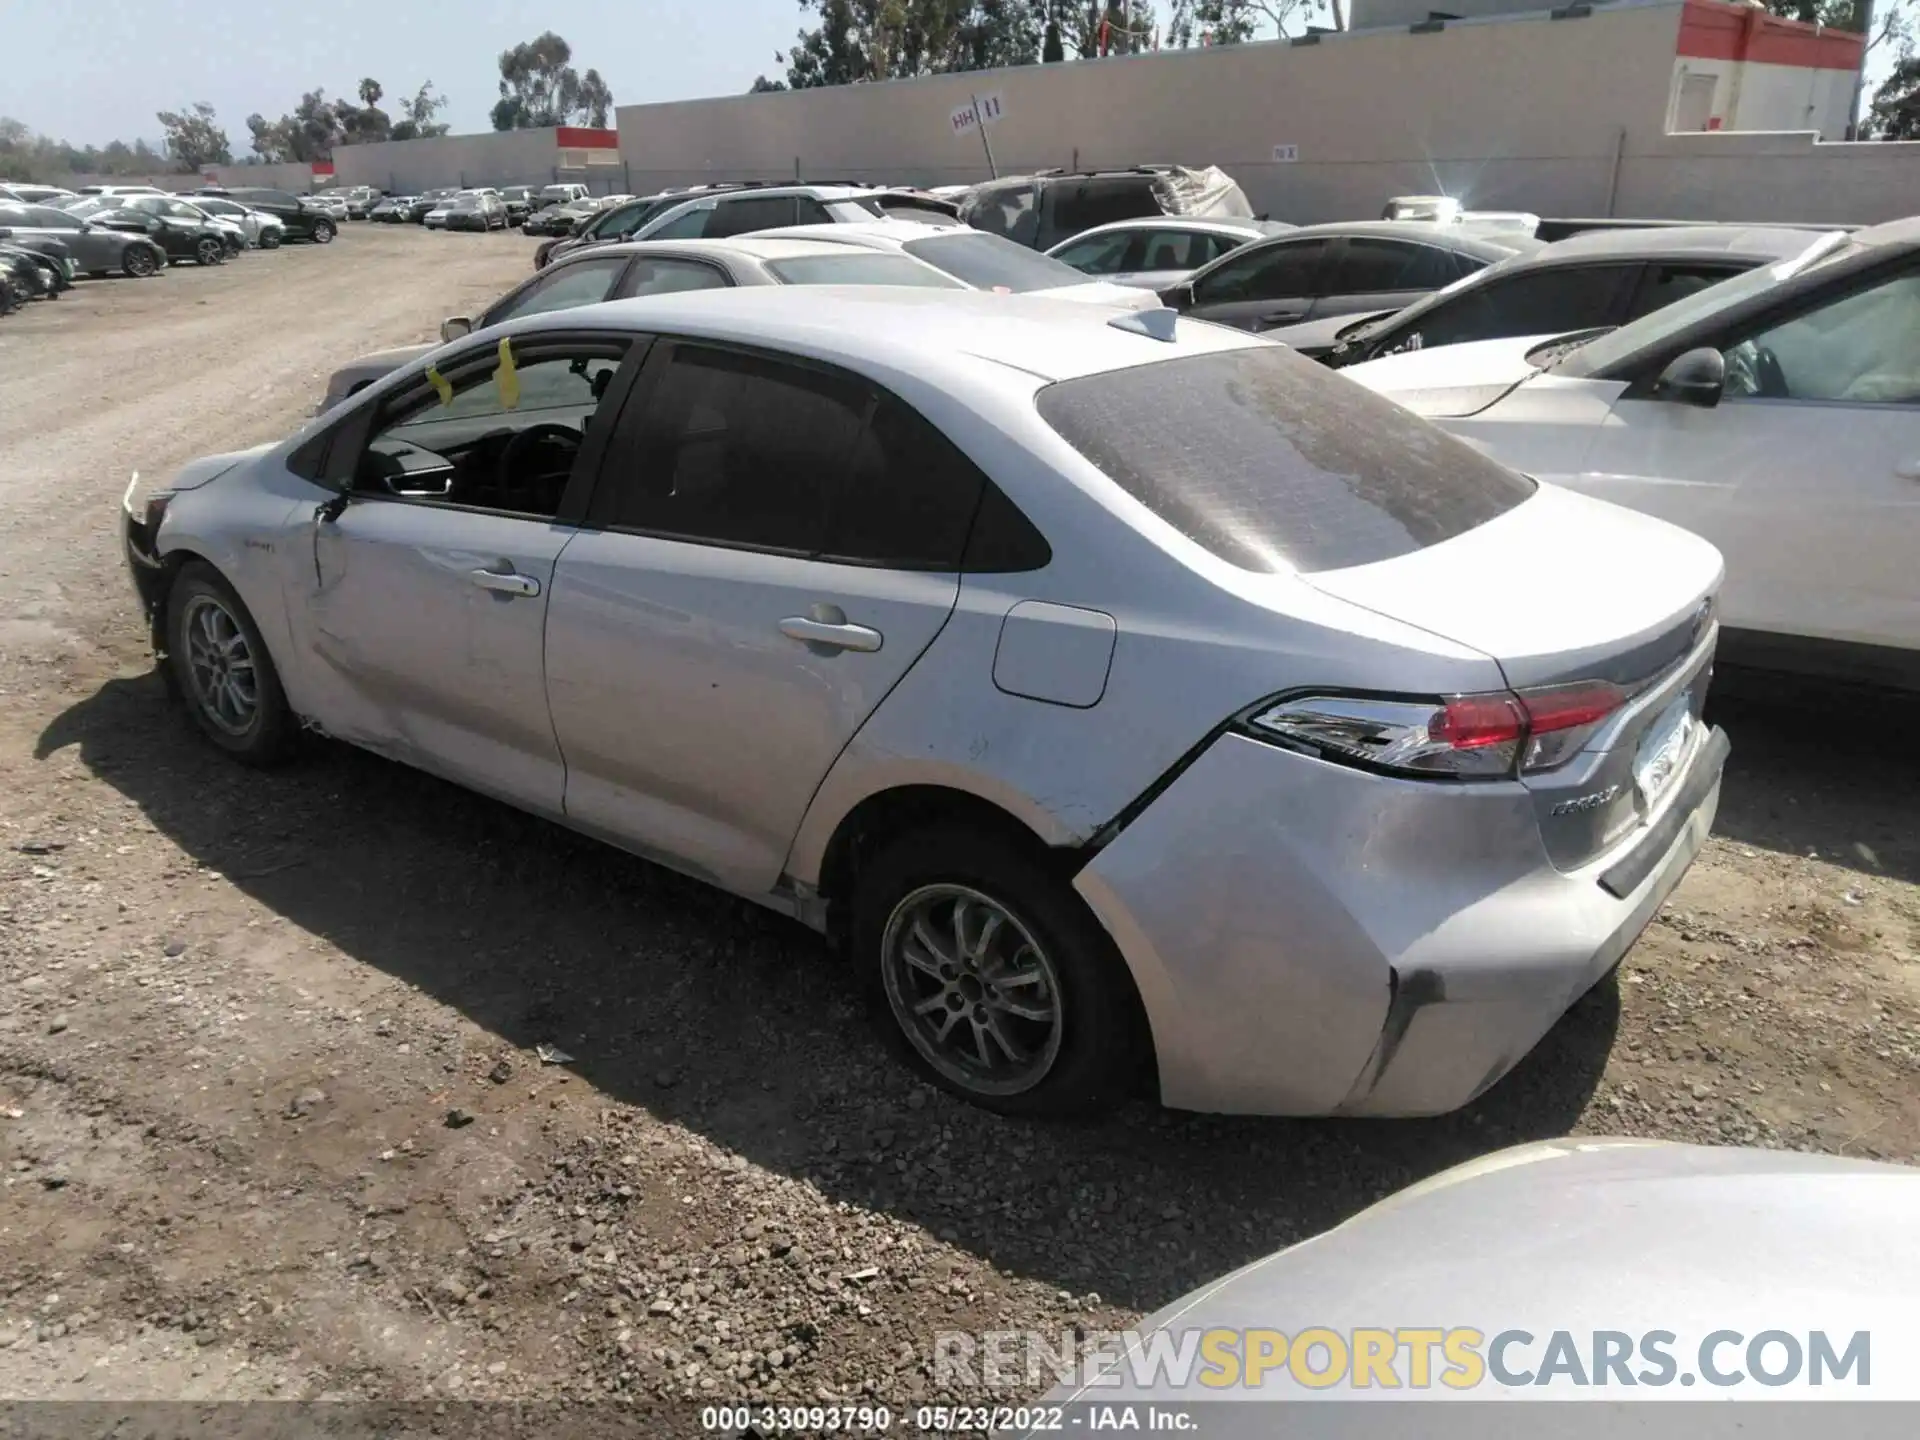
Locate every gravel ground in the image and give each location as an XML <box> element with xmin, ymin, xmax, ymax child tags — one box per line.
<box><xmin>0</xmin><ymin>225</ymin><xmax>1917</xmax><ymax>1433</ymax></box>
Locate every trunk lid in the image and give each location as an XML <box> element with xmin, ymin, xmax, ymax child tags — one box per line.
<box><xmin>1307</xmin><ymin>484</ymin><xmax>1724</xmax><ymax>870</ymax></box>
<box><xmin>1342</xmin><ymin>332</ymin><xmax>1552</xmax><ymax>417</ymax></box>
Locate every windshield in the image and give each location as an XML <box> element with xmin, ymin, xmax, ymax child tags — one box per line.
<box><xmin>900</xmin><ymin>231</ymin><xmax>1092</xmax><ymax>292</ymax></box>
<box><xmin>764</xmin><ymin>253</ymin><xmax>966</xmax><ymax>288</ymax></box>
<box><xmin>1558</xmin><ymin>230</ymin><xmax>1853</xmax><ymax>375</ymax></box>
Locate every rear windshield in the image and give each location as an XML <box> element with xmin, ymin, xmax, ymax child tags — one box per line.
<box><xmin>1036</xmin><ymin>346</ymin><xmax>1536</xmax><ymax>574</ymax></box>
<box><xmin>763</xmin><ymin>253</ymin><xmax>965</xmax><ymax>288</ymax></box>
<box><xmin>900</xmin><ymin>232</ymin><xmax>1091</xmax><ymax>292</ymax></box>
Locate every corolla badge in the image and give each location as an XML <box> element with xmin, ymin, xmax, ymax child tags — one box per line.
<box><xmin>1551</xmin><ymin>784</ymin><xmax>1620</xmax><ymax>817</ymax></box>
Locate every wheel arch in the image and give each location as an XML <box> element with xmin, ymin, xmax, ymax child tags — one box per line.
<box><xmin>815</xmin><ymin>780</ymin><xmax>1161</xmax><ymax>1101</ymax></box>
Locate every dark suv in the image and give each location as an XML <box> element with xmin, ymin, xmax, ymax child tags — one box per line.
<box><xmin>960</xmin><ymin>169</ymin><xmax>1172</xmax><ymax>251</ymax></box>
<box><xmin>197</xmin><ymin>187</ymin><xmax>337</xmax><ymax>244</ymax></box>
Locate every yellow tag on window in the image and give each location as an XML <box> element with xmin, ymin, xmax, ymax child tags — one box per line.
<box><xmin>424</xmin><ymin>364</ymin><xmax>454</xmax><ymax>406</ymax></box>
<box><xmin>495</xmin><ymin>338</ymin><xmax>521</xmax><ymax>411</ymax></box>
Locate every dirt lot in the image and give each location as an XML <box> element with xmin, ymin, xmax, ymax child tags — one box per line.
<box><xmin>1</xmin><ymin>225</ymin><xmax>1917</xmax><ymax>1429</ymax></box>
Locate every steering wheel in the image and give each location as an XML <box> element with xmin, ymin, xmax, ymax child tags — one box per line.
<box><xmin>493</xmin><ymin>423</ymin><xmax>582</xmax><ymax>508</ymax></box>
<box><xmin>1751</xmin><ymin>345</ymin><xmax>1790</xmax><ymax>399</ymax></box>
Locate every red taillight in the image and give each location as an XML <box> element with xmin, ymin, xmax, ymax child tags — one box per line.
<box><xmin>1520</xmin><ymin>680</ymin><xmax>1625</xmax><ymax>735</ymax></box>
<box><xmin>1248</xmin><ymin>679</ymin><xmax>1627</xmax><ymax>781</ymax></box>
<box><xmin>1431</xmin><ymin>694</ymin><xmax>1526</xmax><ymax>751</ymax></box>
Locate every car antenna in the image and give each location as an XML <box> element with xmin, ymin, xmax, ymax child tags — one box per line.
<box><xmin>1107</xmin><ymin>308</ymin><xmax>1179</xmax><ymax>342</ymax></box>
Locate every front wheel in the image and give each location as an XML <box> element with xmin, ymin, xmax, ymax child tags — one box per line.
<box><xmin>310</xmin><ymin>220</ymin><xmax>335</xmax><ymax>244</ymax></box>
<box><xmin>123</xmin><ymin>245</ymin><xmax>158</xmax><ymax>278</ymax></box>
<box><xmin>194</xmin><ymin>236</ymin><xmax>224</xmax><ymax>266</ymax></box>
<box><xmin>165</xmin><ymin>563</ymin><xmax>297</xmax><ymax>766</ymax></box>
<box><xmin>853</xmin><ymin>825</ymin><xmax>1143</xmax><ymax>1118</ymax></box>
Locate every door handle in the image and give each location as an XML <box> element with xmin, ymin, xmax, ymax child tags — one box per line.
<box><xmin>1256</xmin><ymin>309</ymin><xmax>1306</xmax><ymax>326</ymax></box>
<box><xmin>470</xmin><ymin>567</ymin><xmax>541</xmax><ymax>598</ymax></box>
<box><xmin>1897</xmin><ymin>459</ymin><xmax>1920</xmax><ymax>480</ymax></box>
<box><xmin>780</xmin><ymin>610</ymin><xmax>883</xmax><ymax>654</ymax></box>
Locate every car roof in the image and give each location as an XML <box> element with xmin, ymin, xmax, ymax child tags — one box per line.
<box><xmin>1533</xmin><ymin>224</ymin><xmax>1828</xmax><ymax>263</ymax></box>
<box><xmin>1849</xmin><ymin>213</ymin><xmax>1920</xmax><ymax>249</ymax></box>
<box><xmin>502</xmin><ymin>285</ymin><xmax>1265</xmax><ymax>384</ymax></box>
<box><xmin>733</xmin><ymin>220</ymin><xmax>958</xmax><ymax>249</ymax></box>
<box><xmin>1054</xmin><ymin>216</ymin><xmax>1276</xmax><ymax>243</ymax></box>
<box><xmin>554</xmin><ymin>236</ymin><xmax>906</xmax><ymax>266</ymax></box>
<box><xmin>1280</xmin><ymin>220</ymin><xmax>1543</xmax><ymax>258</ymax></box>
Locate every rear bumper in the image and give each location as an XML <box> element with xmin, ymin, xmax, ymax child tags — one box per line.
<box><xmin>1073</xmin><ymin>725</ymin><xmax>1726</xmax><ymax>1117</ymax></box>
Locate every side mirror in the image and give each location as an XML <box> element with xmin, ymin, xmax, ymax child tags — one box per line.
<box><xmin>1652</xmin><ymin>347</ymin><xmax>1726</xmax><ymax>408</ymax></box>
<box><xmin>1163</xmin><ymin>281</ymin><xmax>1196</xmax><ymax>310</ymax></box>
<box><xmin>440</xmin><ymin>316</ymin><xmax>474</xmax><ymax>343</ymax></box>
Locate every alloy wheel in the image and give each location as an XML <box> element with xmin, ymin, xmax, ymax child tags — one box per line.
<box><xmin>881</xmin><ymin>884</ymin><xmax>1064</xmax><ymax>1098</ymax></box>
<box><xmin>124</xmin><ymin>246</ymin><xmax>157</xmax><ymax>277</ymax></box>
<box><xmin>181</xmin><ymin>594</ymin><xmax>259</xmax><ymax>738</ymax></box>
<box><xmin>195</xmin><ymin>237</ymin><xmax>222</xmax><ymax>266</ymax></box>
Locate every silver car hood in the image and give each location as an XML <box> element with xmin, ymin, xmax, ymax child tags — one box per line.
<box><xmin>1039</xmin><ymin>1139</ymin><xmax>1918</xmax><ymax>1409</ymax></box>
<box><xmin>166</xmin><ymin>440</ymin><xmax>278</xmax><ymax>492</ymax></box>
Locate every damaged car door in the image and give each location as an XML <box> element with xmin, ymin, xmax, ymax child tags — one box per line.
<box><xmin>290</xmin><ymin>333</ymin><xmax>641</xmax><ymax>812</ymax></box>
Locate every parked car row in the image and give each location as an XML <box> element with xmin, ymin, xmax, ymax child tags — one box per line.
<box><xmin>339</xmin><ymin>181</ymin><xmax>602</xmax><ymax>233</ymax></box>
<box><xmin>0</xmin><ymin>179</ymin><xmax>337</xmax><ymax>320</ymax></box>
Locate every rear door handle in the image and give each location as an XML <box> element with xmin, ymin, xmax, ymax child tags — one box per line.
<box><xmin>470</xmin><ymin>567</ymin><xmax>541</xmax><ymax>598</ymax></box>
<box><xmin>1257</xmin><ymin>309</ymin><xmax>1306</xmax><ymax>326</ymax></box>
<box><xmin>780</xmin><ymin>614</ymin><xmax>883</xmax><ymax>654</ymax></box>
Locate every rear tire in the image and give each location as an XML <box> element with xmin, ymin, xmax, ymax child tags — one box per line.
<box><xmin>851</xmin><ymin>824</ymin><xmax>1142</xmax><ymax>1118</ymax></box>
<box><xmin>165</xmin><ymin>563</ymin><xmax>298</xmax><ymax>767</ymax></box>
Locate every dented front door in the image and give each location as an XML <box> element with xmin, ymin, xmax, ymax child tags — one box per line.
<box><xmin>302</xmin><ymin>499</ymin><xmax>575</xmax><ymax>815</ymax></box>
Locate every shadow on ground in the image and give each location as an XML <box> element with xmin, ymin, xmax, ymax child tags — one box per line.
<box><xmin>37</xmin><ymin>672</ymin><xmax>1633</xmax><ymax>1312</ymax></box>
<box><xmin>1707</xmin><ymin>670</ymin><xmax>1920</xmax><ymax>885</ymax></box>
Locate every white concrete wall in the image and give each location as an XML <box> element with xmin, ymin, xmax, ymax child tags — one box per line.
<box><xmin>329</xmin><ymin>129</ymin><xmax>565</xmax><ymax>193</ymax></box>
<box><xmin>1617</xmin><ymin>129</ymin><xmax>1920</xmax><ymax>222</ymax></box>
<box><xmin>616</xmin><ymin>3</ymin><xmax>1685</xmax><ymax>223</ymax></box>
<box><xmin>1668</xmin><ymin>57</ymin><xmax>1854</xmax><ymax>138</ymax></box>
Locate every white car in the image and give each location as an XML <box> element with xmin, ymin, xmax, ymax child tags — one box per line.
<box><xmin>1343</xmin><ymin>218</ymin><xmax>1920</xmax><ymax>688</ymax></box>
<box><xmin>189</xmin><ymin>196</ymin><xmax>285</xmax><ymax>248</ymax></box>
<box><xmin>741</xmin><ymin>220</ymin><xmax>1158</xmax><ymax>309</ymax></box>
<box><xmin>123</xmin><ymin>288</ymin><xmax>1726</xmax><ymax>1120</ymax></box>
<box><xmin>1045</xmin><ymin>216</ymin><xmax>1294</xmax><ymax>293</ymax></box>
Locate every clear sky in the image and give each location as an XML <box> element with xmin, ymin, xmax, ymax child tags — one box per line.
<box><xmin>9</xmin><ymin>0</ymin><xmax>1907</xmax><ymax>148</ymax></box>
<box><xmin>9</xmin><ymin>0</ymin><xmax>806</xmax><ymax>146</ymax></box>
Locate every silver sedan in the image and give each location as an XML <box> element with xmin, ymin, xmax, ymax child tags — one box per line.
<box><xmin>125</xmin><ymin>288</ymin><xmax>1726</xmax><ymax>1119</ymax></box>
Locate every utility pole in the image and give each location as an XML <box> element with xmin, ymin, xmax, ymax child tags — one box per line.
<box><xmin>970</xmin><ymin>95</ymin><xmax>998</xmax><ymax>178</ymax></box>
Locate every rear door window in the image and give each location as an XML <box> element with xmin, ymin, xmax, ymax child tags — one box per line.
<box><xmin>1399</xmin><ymin>263</ymin><xmax>1639</xmax><ymax>351</ymax></box>
<box><xmin>1327</xmin><ymin>238</ymin><xmax>1460</xmax><ymax>294</ymax></box>
<box><xmin>706</xmin><ymin>195</ymin><xmax>801</xmax><ymax>238</ymax></box>
<box><xmin>1051</xmin><ymin>232</ymin><xmax>1135</xmax><ymax>275</ymax></box>
<box><xmin>1131</xmin><ymin>229</ymin><xmax>1225</xmax><ymax>272</ymax></box>
<box><xmin>825</xmin><ymin>397</ymin><xmax>988</xmax><ymax>569</ymax></box>
<box><xmin>592</xmin><ymin>344</ymin><xmax>867</xmax><ymax>553</ymax></box>
<box><xmin>1191</xmin><ymin>239</ymin><xmax>1329</xmax><ymax>305</ymax></box>
<box><xmin>1623</xmin><ymin>262</ymin><xmax>1746</xmax><ymax>321</ymax></box>
<box><xmin>1035</xmin><ymin>346</ymin><xmax>1535</xmax><ymax>574</ymax></box>
<box><xmin>485</xmin><ymin>256</ymin><xmax>630</xmax><ymax>327</ymax></box>
<box><xmin>618</xmin><ymin>258</ymin><xmax>732</xmax><ymax>296</ymax></box>
<box><xmin>1050</xmin><ymin>178</ymin><xmax>1159</xmax><ymax>238</ymax></box>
